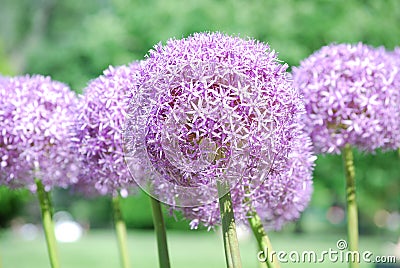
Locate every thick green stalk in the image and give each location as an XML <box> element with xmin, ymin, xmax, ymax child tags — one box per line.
<box><xmin>150</xmin><ymin>197</ymin><xmax>171</xmax><ymax>268</ymax></box>
<box><xmin>217</xmin><ymin>182</ymin><xmax>242</xmax><ymax>268</ymax></box>
<box><xmin>243</xmin><ymin>186</ymin><xmax>279</xmax><ymax>268</ymax></box>
<box><xmin>259</xmin><ymin>261</ymin><xmax>268</xmax><ymax>268</ymax></box>
<box><xmin>35</xmin><ymin>179</ymin><xmax>60</xmax><ymax>268</ymax></box>
<box><xmin>342</xmin><ymin>144</ymin><xmax>359</xmax><ymax>268</ymax></box>
<box><xmin>247</xmin><ymin>211</ymin><xmax>280</xmax><ymax>268</ymax></box>
<box><xmin>112</xmin><ymin>194</ymin><xmax>131</xmax><ymax>268</ymax></box>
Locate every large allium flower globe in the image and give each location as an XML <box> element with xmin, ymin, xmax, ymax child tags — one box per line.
<box><xmin>293</xmin><ymin>43</ymin><xmax>400</xmax><ymax>154</ymax></box>
<box><xmin>0</xmin><ymin>75</ymin><xmax>7</xmax><ymax>85</ymax></box>
<box><xmin>124</xmin><ymin>32</ymin><xmax>307</xmax><ymax>207</ymax></box>
<box><xmin>71</xmin><ymin>63</ymin><xmax>140</xmax><ymax>196</ymax></box>
<box><xmin>181</xmin><ymin>126</ymin><xmax>315</xmax><ymax>230</ymax></box>
<box><xmin>393</xmin><ymin>47</ymin><xmax>400</xmax><ymax>74</ymax></box>
<box><xmin>0</xmin><ymin>75</ymin><xmax>79</xmax><ymax>191</ymax></box>
<box><xmin>394</xmin><ymin>46</ymin><xmax>400</xmax><ymax>57</ymax></box>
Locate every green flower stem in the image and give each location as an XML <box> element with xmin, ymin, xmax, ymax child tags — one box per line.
<box><xmin>35</xmin><ymin>179</ymin><xmax>60</xmax><ymax>268</ymax></box>
<box><xmin>243</xmin><ymin>186</ymin><xmax>279</xmax><ymax>268</ymax></box>
<box><xmin>247</xmin><ymin>210</ymin><xmax>280</xmax><ymax>268</ymax></box>
<box><xmin>112</xmin><ymin>194</ymin><xmax>131</xmax><ymax>268</ymax></box>
<box><xmin>259</xmin><ymin>261</ymin><xmax>268</xmax><ymax>268</ymax></box>
<box><xmin>217</xmin><ymin>182</ymin><xmax>242</xmax><ymax>268</ymax></box>
<box><xmin>150</xmin><ymin>197</ymin><xmax>171</xmax><ymax>268</ymax></box>
<box><xmin>342</xmin><ymin>144</ymin><xmax>359</xmax><ymax>268</ymax></box>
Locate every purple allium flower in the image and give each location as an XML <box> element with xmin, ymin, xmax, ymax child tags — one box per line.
<box><xmin>125</xmin><ymin>32</ymin><xmax>308</xmax><ymax>207</ymax></box>
<box><xmin>394</xmin><ymin>47</ymin><xmax>400</xmax><ymax>56</ymax></box>
<box><xmin>0</xmin><ymin>75</ymin><xmax>8</xmax><ymax>85</ymax></box>
<box><xmin>0</xmin><ymin>75</ymin><xmax>79</xmax><ymax>191</ymax></box>
<box><xmin>293</xmin><ymin>43</ymin><xmax>400</xmax><ymax>154</ymax></box>
<box><xmin>393</xmin><ymin>46</ymin><xmax>400</xmax><ymax>70</ymax></box>
<box><xmin>180</xmin><ymin>125</ymin><xmax>315</xmax><ymax>230</ymax></box>
<box><xmin>71</xmin><ymin>63</ymin><xmax>141</xmax><ymax>196</ymax></box>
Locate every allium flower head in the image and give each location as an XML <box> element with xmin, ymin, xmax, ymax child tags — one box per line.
<box><xmin>0</xmin><ymin>75</ymin><xmax>7</xmax><ymax>85</ymax></box>
<box><xmin>394</xmin><ymin>47</ymin><xmax>400</xmax><ymax>56</ymax></box>
<box><xmin>293</xmin><ymin>43</ymin><xmax>400</xmax><ymax>154</ymax></box>
<box><xmin>71</xmin><ymin>62</ymin><xmax>140</xmax><ymax>196</ymax></box>
<box><xmin>125</xmin><ymin>32</ymin><xmax>307</xmax><ymax>207</ymax></box>
<box><xmin>180</xmin><ymin>125</ymin><xmax>315</xmax><ymax>230</ymax></box>
<box><xmin>0</xmin><ymin>75</ymin><xmax>79</xmax><ymax>191</ymax></box>
<box><xmin>393</xmin><ymin>46</ymin><xmax>400</xmax><ymax>69</ymax></box>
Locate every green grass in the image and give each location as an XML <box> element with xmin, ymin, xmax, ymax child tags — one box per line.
<box><xmin>0</xmin><ymin>228</ymin><xmax>396</xmax><ymax>268</ymax></box>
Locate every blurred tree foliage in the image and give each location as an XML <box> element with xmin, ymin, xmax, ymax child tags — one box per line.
<box><xmin>0</xmin><ymin>0</ymin><xmax>399</xmax><ymax>231</ymax></box>
<box><xmin>311</xmin><ymin>150</ymin><xmax>400</xmax><ymax>234</ymax></box>
<box><xmin>1</xmin><ymin>0</ymin><xmax>400</xmax><ymax>90</ymax></box>
<box><xmin>0</xmin><ymin>187</ymin><xmax>29</xmax><ymax>228</ymax></box>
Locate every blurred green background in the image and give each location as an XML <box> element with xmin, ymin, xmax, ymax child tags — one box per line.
<box><xmin>0</xmin><ymin>0</ymin><xmax>399</xmax><ymax>267</ymax></box>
